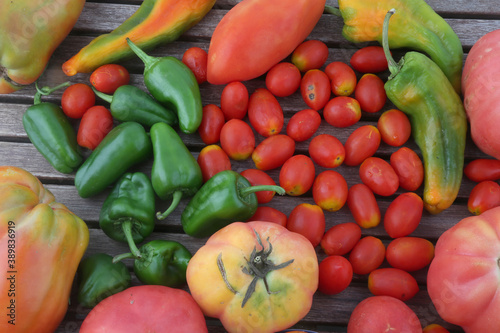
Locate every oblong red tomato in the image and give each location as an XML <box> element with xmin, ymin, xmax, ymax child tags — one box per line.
<box><xmin>77</xmin><ymin>105</ymin><xmax>113</xmax><ymax>150</ymax></box>
<box><xmin>354</xmin><ymin>73</ymin><xmax>386</xmax><ymax>113</ymax></box>
<box><xmin>321</xmin><ymin>222</ymin><xmax>361</xmax><ymax>256</ymax></box>
<box><xmin>349</xmin><ymin>236</ymin><xmax>386</xmax><ymax>275</ymax></box>
<box><xmin>198</xmin><ymin>104</ymin><xmax>225</xmax><ymax>145</ymax></box>
<box><xmin>61</xmin><ymin>83</ymin><xmax>96</xmax><ymax>119</ymax></box>
<box><xmin>287</xmin><ymin>203</ymin><xmax>325</xmax><ymax>247</ymax></box>
<box><xmin>313</xmin><ymin>170</ymin><xmax>348</xmax><ymax>212</ymax></box>
<box><xmin>347</xmin><ymin>183</ymin><xmax>381</xmax><ymax>228</ymax></box>
<box><xmin>182</xmin><ymin>47</ymin><xmax>208</xmax><ymax>84</ymax></box>
<box><xmin>464</xmin><ymin>158</ymin><xmax>500</xmax><ymax>182</ymax></box>
<box><xmin>240</xmin><ymin>169</ymin><xmax>277</xmax><ymax>204</ymax></box>
<box><xmin>300</xmin><ymin>69</ymin><xmax>331</xmax><ymax>111</ymax></box>
<box><xmin>467</xmin><ymin>180</ymin><xmax>500</xmax><ymax>215</ymax></box>
<box><xmin>247</xmin><ymin>206</ymin><xmax>287</xmax><ymax>227</ymax></box>
<box><xmin>265</xmin><ymin>62</ymin><xmax>301</xmax><ymax>97</ymax></box>
<box><xmin>252</xmin><ymin>134</ymin><xmax>295</xmax><ymax>170</ymax></box>
<box><xmin>197</xmin><ymin>145</ymin><xmax>232</xmax><ymax>183</ymax></box>
<box><xmin>309</xmin><ymin>134</ymin><xmax>345</xmax><ymax>168</ymax></box>
<box><xmin>318</xmin><ymin>255</ymin><xmax>353</xmax><ymax>295</ymax></box>
<box><xmin>384</xmin><ymin>192</ymin><xmax>424</xmax><ymax>238</ymax></box>
<box><xmin>90</xmin><ymin>64</ymin><xmax>130</xmax><ymax>94</ymax></box>
<box><xmin>279</xmin><ymin>154</ymin><xmax>315</xmax><ymax>196</ymax></box>
<box><xmin>368</xmin><ymin>268</ymin><xmax>419</xmax><ymax>301</ymax></box>
<box><xmin>291</xmin><ymin>39</ymin><xmax>329</xmax><ymax>72</ymax></box>
<box><xmin>386</xmin><ymin>237</ymin><xmax>435</xmax><ymax>272</ymax></box>
<box><xmin>286</xmin><ymin>109</ymin><xmax>321</xmax><ymax>142</ymax></box>
<box><xmin>390</xmin><ymin>147</ymin><xmax>424</xmax><ymax>191</ymax></box>
<box><xmin>344</xmin><ymin>125</ymin><xmax>381</xmax><ymax>166</ymax></box>
<box><xmin>323</xmin><ymin>96</ymin><xmax>362</xmax><ymax>128</ymax></box>
<box><xmin>350</xmin><ymin>46</ymin><xmax>389</xmax><ymax>73</ymax></box>
<box><xmin>220</xmin><ymin>119</ymin><xmax>255</xmax><ymax>160</ymax></box>
<box><xmin>359</xmin><ymin>157</ymin><xmax>399</xmax><ymax>196</ymax></box>
<box><xmin>248</xmin><ymin>88</ymin><xmax>284</xmax><ymax>137</ymax></box>
<box><xmin>377</xmin><ymin>109</ymin><xmax>411</xmax><ymax>147</ymax></box>
<box><xmin>220</xmin><ymin>81</ymin><xmax>249</xmax><ymax>120</ymax></box>
<box><xmin>324</xmin><ymin>61</ymin><xmax>357</xmax><ymax>96</ymax></box>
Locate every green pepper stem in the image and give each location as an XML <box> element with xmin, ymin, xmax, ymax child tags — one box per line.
<box><xmin>240</xmin><ymin>185</ymin><xmax>286</xmax><ymax>197</ymax></box>
<box><xmin>324</xmin><ymin>5</ymin><xmax>342</xmax><ymax>17</ymax></box>
<box><xmin>33</xmin><ymin>81</ymin><xmax>70</xmax><ymax>104</ymax></box>
<box><xmin>112</xmin><ymin>252</ymin><xmax>136</xmax><ymax>264</ymax></box>
<box><xmin>93</xmin><ymin>87</ymin><xmax>113</xmax><ymax>104</ymax></box>
<box><xmin>121</xmin><ymin>220</ymin><xmax>142</xmax><ymax>258</ymax></box>
<box><xmin>126</xmin><ymin>38</ymin><xmax>158</xmax><ymax>71</ymax></box>
<box><xmin>156</xmin><ymin>190</ymin><xmax>183</xmax><ymax>220</ymax></box>
<box><xmin>382</xmin><ymin>9</ymin><xmax>401</xmax><ymax>78</ymax></box>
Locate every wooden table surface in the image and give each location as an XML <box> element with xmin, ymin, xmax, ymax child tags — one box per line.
<box><xmin>2</xmin><ymin>1</ymin><xmax>500</xmax><ymax>332</ymax></box>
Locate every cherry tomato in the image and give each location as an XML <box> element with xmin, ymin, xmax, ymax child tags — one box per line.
<box><xmin>468</xmin><ymin>180</ymin><xmax>500</xmax><ymax>215</ymax></box>
<box><xmin>198</xmin><ymin>104</ymin><xmax>225</xmax><ymax>145</ymax></box>
<box><xmin>350</xmin><ymin>46</ymin><xmax>389</xmax><ymax>73</ymax></box>
<box><xmin>247</xmin><ymin>88</ymin><xmax>284</xmax><ymax>137</ymax></box>
<box><xmin>252</xmin><ymin>134</ymin><xmax>295</xmax><ymax>171</ymax></box>
<box><xmin>220</xmin><ymin>81</ymin><xmax>249</xmax><ymax>120</ymax></box>
<box><xmin>359</xmin><ymin>157</ymin><xmax>399</xmax><ymax>196</ymax></box>
<box><xmin>368</xmin><ymin>268</ymin><xmax>419</xmax><ymax>301</ymax></box>
<box><xmin>377</xmin><ymin>109</ymin><xmax>411</xmax><ymax>147</ymax></box>
<box><xmin>323</xmin><ymin>96</ymin><xmax>362</xmax><ymax>128</ymax></box>
<box><xmin>390</xmin><ymin>147</ymin><xmax>424</xmax><ymax>191</ymax></box>
<box><xmin>287</xmin><ymin>203</ymin><xmax>325</xmax><ymax>247</ymax></box>
<box><xmin>77</xmin><ymin>105</ymin><xmax>113</xmax><ymax>150</ymax></box>
<box><xmin>90</xmin><ymin>64</ymin><xmax>130</xmax><ymax>94</ymax></box>
<box><xmin>197</xmin><ymin>145</ymin><xmax>231</xmax><ymax>182</ymax></box>
<box><xmin>291</xmin><ymin>39</ymin><xmax>329</xmax><ymax>72</ymax></box>
<box><xmin>349</xmin><ymin>236</ymin><xmax>386</xmax><ymax>275</ymax></box>
<box><xmin>313</xmin><ymin>170</ymin><xmax>348</xmax><ymax>212</ymax></box>
<box><xmin>309</xmin><ymin>134</ymin><xmax>345</xmax><ymax>168</ymax></box>
<box><xmin>324</xmin><ymin>61</ymin><xmax>357</xmax><ymax>96</ymax></box>
<box><xmin>354</xmin><ymin>74</ymin><xmax>387</xmax><ymax>113</ymax></box>
<box><xmin>464</xmin><ymin>158</ymin><xmax>500</xmax><ymax>182</ymax></box>
<box><xmin>386</xmin><ymin>237</ymin><xmax>435</xmax><ymax>272</ymax></box>
<box><xmin>286</xmin><ymin>109</ymin><xmax>321</xmax><ymax>142</ymax></box>
<box><xmin>61</xmin><ymin>83</ymin><xmax>96</xmax><ymax>119</ymax></box>
<box><xmin>182</xmin><ymin>46</ymin><xmax>208</xmax><ymax>84</ymax></box>
<box><xmin>279</xmin><ymin>155</ymin><xmax>315</xmax><ymax>196</ymax></box>
<box><xmin>247</xmin><ymin>206</ymin><xmax>287</xmax><ymax>227</ymax></box>
<box><xmin>240</xmin><ymin>169</ymin><xmax>277</xmax><ymax>204</ymax></box>
<box><xmin>384</xmin><ymin>192</ymin><xmax>424</xmax><ymax>238</ymax></box>
<box><xmin>347</xmin><ymin>183</ymin><xmax>381</xmax><ymax>228</ymax></box>
<box><xmin>300</xmin><ymin>69</ymin><xmax>331</xmax><ymax>111</ymax></box>
<box><xmin>321</xmin><ymin>222</ymin><xmax>361</xmax><ymax>256</ymax></box>
<box><xmin>423</xmin><ymin>324</ymin><xmax>451</xmax><ymax>333</ymax></box>
<box><xmin>219</xmin><ymin>119</ymin><xmax>255</xmax><ymax>160</ymax></box>
<box><xmin>344</xmin><ymin>125</ymin><xmax>381</xmax><ymax>166</ymax></box>
<box><xmin>318</xmin><ymin>255</ymin><xmax>353</xmax><ymax>295</ymax></box>
<box><xmin>265</xmin><ymin>62</ymin><xmax>301</xmax><ymax>97</ymax></box>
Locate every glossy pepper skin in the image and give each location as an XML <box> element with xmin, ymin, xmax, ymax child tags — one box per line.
<box><xmin>77</xmin><ymin>253</ymin><xmax>131</xmax><ymax>308</ymax></box>
<box><xmin>0</xmin><ymin>166</ymin><xmax>89</xmax><ymax>333</ymax></box>
<box><xmin>181</xmin><ymin>170</ymin><xmax>285</xmax><ymax>238</ymax></box>
<box><xmin>23</xmin><ymin>83</ymin><xmax>83</xmax><ymax>174</ymax></box>
<box><xmin>127</xmin><ymin>39</ymin><xmax>203</xmax><ymax>134</ymax></box>
<box><xmin>328</xmin><ymin>0</ymin><xmax>463</xmax><ymax>93</ymax></box>
<box><xmin>75</xmin><ymin>122</ymin><xmax>153</xmax><ymax>198</ymax></box>
<box><xmin>0</xmin><ymin>0</ymin><xmax>84</xmax><ymax>93</ymax></box>
<box><xmin>151</xmin><ymin>122</ymin><xmax>203</xmax><ymax>220</ymax></box>
<box><xmin>382</xmin><ymin>10</ymin><xmax>467</xmax><ymax>214</ymax></box>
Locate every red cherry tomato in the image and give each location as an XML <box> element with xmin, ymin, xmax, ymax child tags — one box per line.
<box><xmin>90</xmin><ymin>64</ymin><xmax>130</xmax><ymax>94</ymax></box>
<box><xmin>219</xmin><ymin>119</ymin><xmax>255</xmax><ymax>160</ymax></box>
<box><xmin>464</xmin><ymin>158</ymin><xmax>500</xmax><ymax>182</ymax></box>
<box><xmin>287</xmin><ymin>203</ymin><xmax>325</xmax><ymax>247</ymax></box>
<box><xmin>61</xmin><ymin>83</ymin><xmax>96</xmax><ymax>119</ymax></box>
<box><xmin>286</xmin><ymin>109</ymin><xmax>321</xmax><ymax>142</ymax></box>
<box><xmin>265</xmin><ymin>62</ymin><xmax>301</xmax><ymax>97</ymax></box>
<box><xmin>77</xmin><ymin>105</ymin><xmax>113</xmax><ymax>150</ymax></box>
<box><xmin>468</xmin><ymin>180</ymin><xmax>500</xmax><ymax>215</ymax></box>
<box><xmin>368</xmin><ymin>268</ymin><xmax>419</xmax><ymax>301</ymax></box>
<box><xmin>198</xmin><ymin>104</ymin><xmax>225</xmax><ymax>145</ymax></box>
<box><xmin>349</xmin><ymin>236</ymin><xmax>386</xmax><ymax>275</ymax></box>
<box><xmin>354</xmin><ymin>74</ymin><xmax>387</xmax><ymax>113</ymax></box>
<box><xmin>386</xmin><ymin>237</ymin><xmax>435</xmax><ymax>272</ymax></box>
<box><xmin>220</xmin><ymin>81</ymin><xmax>249</xmax><ymax>120</ymax></box>
<box><xmin>182</xmin><ymin>46</ymin><xmax>208</xmax><ymax>84</ymax></box>
<box><xmin>347</xmin><ymin>183</ymin><xmax>381</xmax><ymax>229</ymax></box>
<box><xmin>350</xmin><ymin>46</ymin><xmax>389</xmax><ymax>73</ymax></box>
<box><xmin>377</xmin><ymin>109</ymin><xmax>411</xmax><ymax>147</ymax></box>
<box><xmin>313</xmin><ymin>170</ymin><xmax>348</xmax><ymax>212</ymax></box>
<box><xmin>291</xmin><ymin>39</ymin><xmax>329</xmax><ymax>72</ymax></box>
<box><xmin>279</xmin><ymin>154</ymin><xmax>315</xmax><ymax>196</ymax></box>
<box><xmin>240</xmin><ymin>169</ymin><xmax>277</xmax><ymax>204</ymax></box>
<box><xmin>423</xmin><ymin>324</ymin><xmax>451</xmax><ymax>333</ymax></box>
<box><xmin>248</xmin><ymin>88</ymin><xmax>284</xmax><ymax>137</ymax></box>
<box><xmin>384</xmin><ymin>192</ymin><xmax>424</xmax><ymax>238</ymax></box>
<box><xmin>323</xmin><ymin>96</ymin><xmax>362</xmax><ymax>128</ymax></box>
<box><xmin>252</xmin><ymin>134</ymin><xmax>295</xmax><ymax>171</ymax></box>
<box><xmin>359</xmin><ymin>157</ymin><xmax>399</xmax><ymax>196</ymax></box>
<box><xmin>247</xmin><ymin>206</ymin><xmax>287</xmax><ymax>227</ymax></box>
<box><xmin>309</xmin><ymin>134</ymin><xmax>345</xmax><ymax>168</ymax></box>
<box><xmin>197</xmin><ymin>145</ymin><xmax>231</xmax><ymax>182</ymax></box>
<box><xmin>300</xmin><ymin>69</ymin><xmax>331</xmax><ymax>111</ymax></box>
<box><xmin>321</xmin><ymin>222</ymin><xmax>361</xmax><ymax>256</ymax></box>
<box><xmin>344</xmin><ymin>125</ymin><xmax>381</xmax><ymax>166</ymax></box>
<box><xmin>390</xmin><ymin>147</ymin><xmax>424</xmax><ymax>191</ymax></box>
<box><xmin>318</xmin><ymin>255</ymin><xmax>353</xmax><ymax>295</ymax></box>
<box><xmin>324</xmin><ymin>61</ymin><xmax>357</xmax><ymax>96</ymax></box>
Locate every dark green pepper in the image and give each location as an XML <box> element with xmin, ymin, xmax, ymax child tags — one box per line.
<box><xmin>151</xmin><ymin>122</ymin><xmax>203</xmax><ymax>220</ymax></box>
<box><xmin>75</xmin><ymin>122</ymin><xmax>153</xmax><ymax>198</ymax></box>
<box><xmin>99</xmin><ymin>172</ymin><xmax>156</xmax><ymax>258</ymax></box>
<box><xmin>126</xmin><ymin>38</ymin><xmax>203</xmax><ymax>134</ymax></box>
<box><xmin>22</xmin><ymin>82</ymin><xmax>83</xmax><ymax>174</ymax></box>
<box><xmin>181</xmin><ymin>170</ymin><xmax>286</xmax><ymax>238</ymax></box>
<box><xmin>93</xmin><ymin>85</ymin><xmax>178</xmax><ymax>128</ymax></box>
<box><xmin>77</xmin><ymin>253</ymin><xmax>131</xmax><ymax>308</ymax></box>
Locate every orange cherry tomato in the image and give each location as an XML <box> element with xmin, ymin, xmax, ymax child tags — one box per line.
<box><xmin>287</xmin><ymin>203</ymin><xmax>325</xmax><ymax>247</ymax></box>
<box><xmin>390</xmin><ymin>147</ymin><xmax>424</xmax><ymax>191</ymax></box>
<box><xmin>240</xmin><ymin>169</ymin><xmax>277</xmax><ymax>204</ymax></box>
<box><xmin>318</xmin><ymin>255</ymin><xmax>353</xmax><ymax>295</ymax></box>
<box><xmin>286</xmin><ymin>109</ymin><xmax>321</xmax><ymax>142</ymax></box>
<box><xmin>313</xmin><ymin>170</ymin><xmax>348</xmax><ymax>212</ymax></box>
<box><xmin>324</xmin><ymin>61</ymin><xmax>357</xmax><ymax>96</ymax></box>
<box><xmin>468</xmin><ymin>180</ymin><xmax>500</xmax><ymax>215</ymax></box>
<box><xmin>368</xmin><ymin>268</ymin><xmax>419</xmax><ymax>301</ymax></box>
<box><xmin>386</xmin><ymin>237</ymin><xmax>435</xmax><ymax>272</ymax></box>
<box><xmin>61</xmin><ymin>83</ymin><xmax>96</xmax><ymax>119</ymax></box>
<box><xmin>354</xmin><ymin>73</ymin><xmax>387</xmax><ymax>113</ymax></box>
<box><xmin>350</xmin><ymin>46</ymin><xmax>389</xmax><ymax>73</ymax></box>
<box><xmin>265</xmin><ymin>62</ymin><xmax>301</xmax><ymax>97</ymax></box>
<box><xmin>219</xmin><ymin>119</ymin><xmax>255</xmax><ymax>160</ymax></box>
<box><xmin>464</xmin><ymin>158</ymin><xmax>500</xmax><ymax>182</ymax></box>
<box><xmin>377</xmin><ymin>109</ymin><xmax>411</xmax><ymax>147</ymax></box>
<box><xmin>252</xmin><ymin>134</ymin><xmax>295</xmax><ymax>171</ymax></box>
<box><xmin>279</xmin><ymin>154</ymin><xmax>315</xmax><ymax>196</ymax></box>
<box><xmin>248</xmin><ymin>88</ymin><xmax>284</xmax><ymax>137</ymax></box>
<box><xmin>90</xmin><ymin>64</ymin><xmax>130</xmax><ymax>94</ymax></box>
<box><xmin>347</xmin><ymin>183</ymin><xmax>381</xmax><ymax>228</ymax></box>
<box><xmin>309</xmin><ymin>134</ymin><xmax>345</xmax><ymax>168</ymax></box>
<box><xmin>344</xmin><ymin>125</ymin><xmax>381</xmax><ymax>166</ymax></box>
<box><xmin>384</xmin><ymin>192</ymin><xmax>424</xmax><ymax>238</ymax></box>
<box><xmin>182</xmin><ymin>46</ymin><xmax>208</xmax><ymax>84</ymax></box>
<box><xmin>77</xmin><ymin>105</ymin><xmax>113</xmax><ymax>150</ymax></box>
<box><xmin>323</xmin><ymin>96</ymin><xmax>362</xmax><ymax>128</ymax></box>
<box><xmin>423</xmin><ymin>324</ymin><xmax>451</xmax><ymax>333</ymax></box>
<box><xmin>198</xmin><ymin>104</ymin><xmax>225</xmax><ymax>145</ymax></box>
<box><xmin>220</xmin><ymin>81</ymin><xmax>249</xmax><ymax>120</ymax></box>
<box><xmin>291</xmin><ymin>39</ymin><xmax>329</xmax><ymax>72</ymax></box>
<box><xmin>359</xmin><ymin>157</ymin><xmax>399</xmax><ymax>196</ymax></box>
<box><xmin>247</xmin><ymin>206</ymin><xmax>287</xmax><ymax>227</ymax></box>
<box><xmin>321</xmin><ymin>222</ymin><xmax>361</xmax><ymax>256</ymax></box>
<box><xmin>300</xmin><ymin>69</ymin><xmax>331</xmax><ymax>110</ymax></box>
<box><xmin>349</xmin><ymin>236</ymin><xmax>386</xmax><ymax>275</ymax></box>
<box><xmin>197</xmin><ymin>145</ymin><xmax>231</xmax><ymax>183</ymax></box>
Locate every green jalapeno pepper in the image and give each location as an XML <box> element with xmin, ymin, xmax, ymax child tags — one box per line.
<box><xmin>181</xmin><ymin>170</ymin><xmax>286</xmax><ymax>238</ymax></box>
<box><xmin>23</xmin><ymin>82</ymin><xmax>83</xmax><ymax>174</ymax></box>
<box><xmin>150</xmin><ymin>122</ymin><xmax>203</xmax><ymax>220</ymax></box>
<box><xmin>126</xmin><ymin>38</ymin><xmax>203</xmax><ymax>134</ymax></box>
<box><xmin>75</xmin><ymin>122</ymin><xmax>153</xmax><ymax>198</ymax></box>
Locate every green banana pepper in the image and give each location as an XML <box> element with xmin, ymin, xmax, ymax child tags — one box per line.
<box><xmin>181</xmin><ymin>170</ymin><xmax>286</xmax><ymax>238</ymax></box>
<box><xmin>23</xmin><ymin>82</ymin><xmax>83</xmax><ymax>174</ymax></box>
<box><xmin>77</xmin><ymin>253</ymin><xmax>131</xmax><ymax>308</ymax></box>
<box><xmin>127</xmin><ymin>38</ymin><xmax>203</xmax><ymax>134</ymax></box>
<box><xmin>382</xmin><ymin>9</ymin><xmax>467</xmax><ymax>214</ymax></box>
<box><xmin>151</xmin><ymin>122</ymin><xmax>203</xmax><ymax>220</ymax></box>
<box><xmin>75</xmin><ymin>122</ymin><xmax>153</xmax><ymax>198</ymax></box>
<box><xmin>93</xmin><ymin>85</ymin><xmax>178</xmax><ymax>128</ymax></box>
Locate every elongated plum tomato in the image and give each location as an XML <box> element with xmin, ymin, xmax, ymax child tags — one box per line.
<box><xmin>252</xmin><ymin>134</ymin><xmax>295</xmax><ymax>170</ymax></box>
<box><xmin>182</xmin><ymin>46</ymin><xmax>208</xmax><ymax>84</ymax></box>
<box><xmin>321</xmin><ymin>222</ymin><xmax>361</xmax><ymax>256</ymax></box>
<box><xmin>90</xmin><ymin>64</ymin><xmax>130</xmax><ymax>94</ymax></box>
<box><xmin>287</xmin><ymin>203</ymin><xmax>325</xmax><ymax>247</ymax></box>
<box><xmin>220</xmin><ymin>81</ymin><xmax>249</xmax><ymax>120</ymax></box>
<box><xmin>464</xmin><ymin>158</ymin><xmax>500</xmax><ymax>182</ymax></box>
<box><xmin>197</xmin><ymin>145</ymin><xmax>231</xmax><ymax>183</ymax></box>
<box><xmin>348</xmin><ymin>236</ymin><xmax>385</xmax><ymax>275</ymax></box>
<box><xmin>265</xmin><ymin>62</ymin><xmax>301</xmax><ymax>97</ymax></box>
<box><xmin>347</xmin><ymin>183</ymin><xmax>381</xmax><ymax>228</ymax></box>
<box><xmin>324</xmin><ymin>61</ymin><xmax>357</xmax><ymax>96</ymax></box>
<box><xmin>286</xmin><ymin>109</ymin><xmax>321</xmax><ymax>142</ymax></box>
<box><xmin>344</xmin><ymin>125</ymin><xmax>381</xmax><ymax>166</ymax></box>
<box><xmin>467</xmin><ymin>180</ymin><xmax>500</xmax><ymax>215</ymax></box>
<box><xmin>384</xmin><ymin>192</ymin><xmax>424</xmax><ymax>238</ymax></box>
<box><xmin>219</xmin><ymin>119</ymin><xmax>255</xmax><ymax>160</ymax></box>
<box><xmin>77</xmin><ymin>105</ymin><xmax>113</xmax><ymax>150</ymax></box>
<box><xmin>300</xmin><ymin>69</ymin><xmax>331</xmax><ymax>110</ymax></box>
<box><xmin>309</xmin><ymin>134</ymin><xmax>345</xmax><ymax>168</ymax></box>
<box><xmin>248</xmin><ymin>88</ymin><xmax>284</xmax><ymax>137</ymax></box>
<box><xmin>291</xmin><ymin>39</ymin><xmax>329</xmax><ymax>72</ymax></box>
<box><xmin>240</xmin><ymin>169</ymin><xmax>277</xmax><ymax>204</ymax></box>
<box><xmin>323</xmin><ymin>96</ymin><xmax>362</xmax><ymax>128</ymax></box>
<box><xmin>354</xmin><ymin>73</ymin><xmax>387</xmax><ymax>113</ymax></box>
<box><xmin>368</xmin><ymin>268</ymin><xmax>419</xmax><ymax>301</ymax></box>
<box><xmin>377</xmin><ymin>109</ymin><xmax>411</xmax><ymax>147</ymax></box>
<box><xmin>279</xmin><ymin>155</ymin><xmax>315</xmax><ymax>196</ymax></box>
<box><xmin>350</xmin><ymin>46</ymin><xmax>389</xmax><ymax>73</ymax></box>
<box><xmin>359</xmin><ymin>157</ymin><xmax>399</xmax><ymax>196</ymax></box>
<box><xmin>390</xmin><ymin>147</ymin><xmax>424</xmax><ymax>191</ymax></box>
<box><xmin>198</xmin><ymin>104</ymin><xmax>225</xmax><ymax>145</ymax></box>
<box><xmin>386</xmin><ymin>237</ymin><xmax>435</xmax><ymax>272</ymax></box>
<box><xmin>247</xmin><ymin>206</ymin><xmax>287</xmax><ymax>227</ymax></box>
<box><xmin>312</xmin><ymin>170</ymin><xmax>348</xmax><ymax>212</ymax></box>
<box><xmin>318</xmin><ymin>255</ymin><xmax>353</xmax><ymax>295</ymax></box>
<box><xmin>61</xmin><ymin>83</ymin><xmax>96</xmax><ymax>119</ymax></box>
